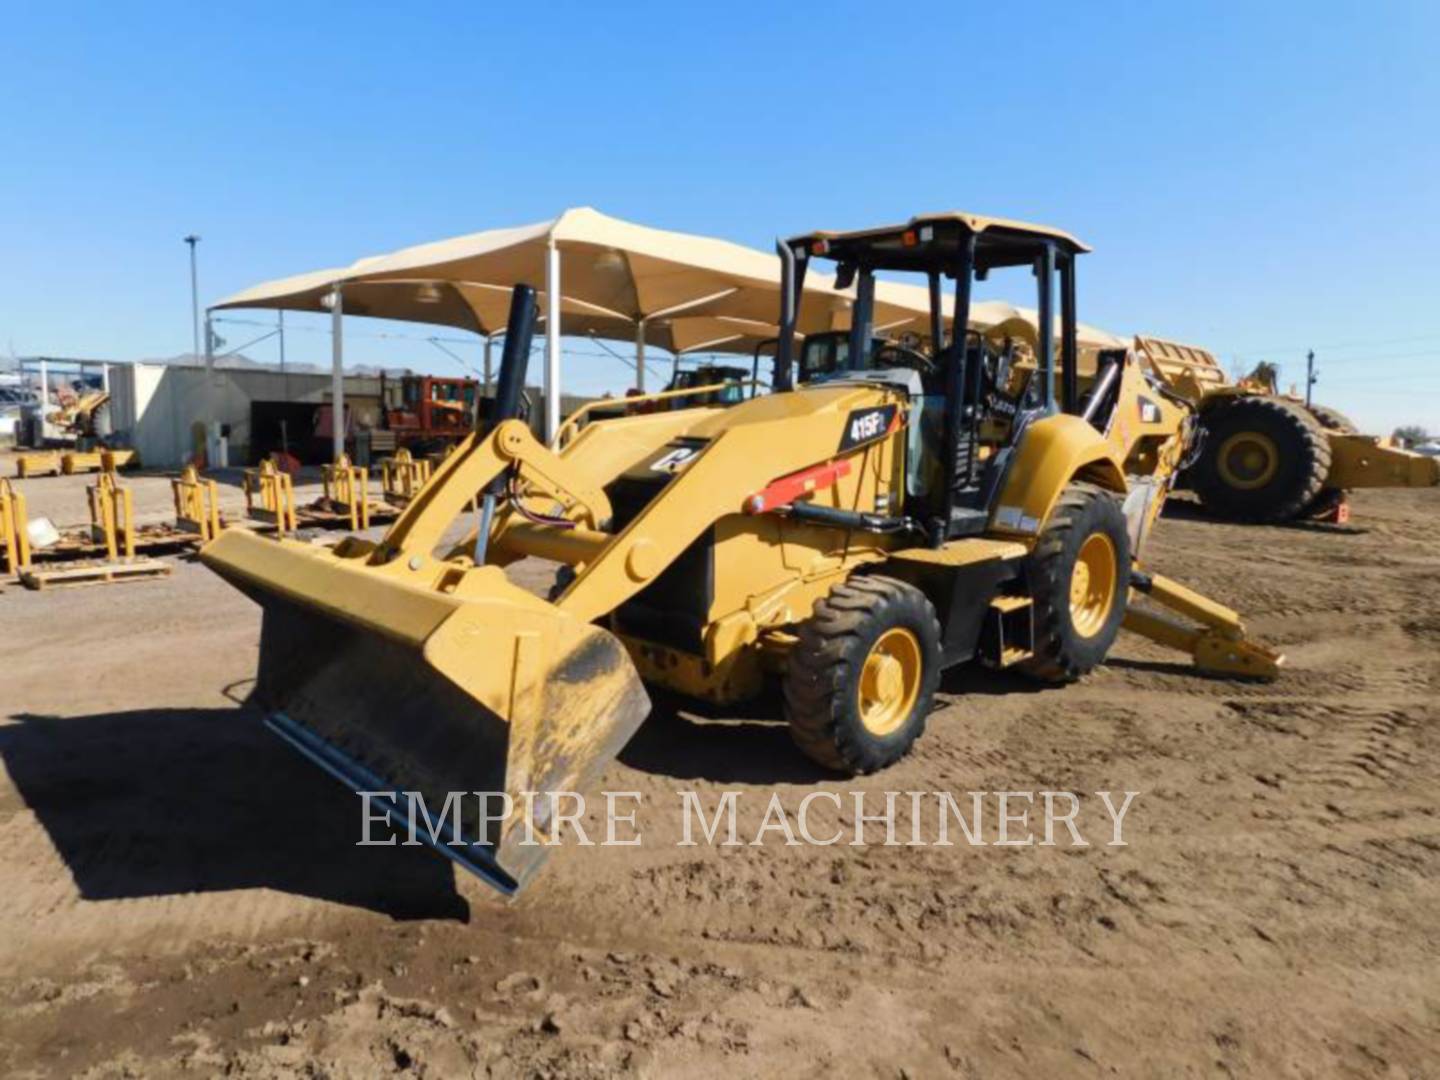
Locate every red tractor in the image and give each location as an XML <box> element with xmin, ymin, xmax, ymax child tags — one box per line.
<box><xmin>380</xmin><ymin>372</ymin><xmax>479</xmax><ymax>451</ymax></box>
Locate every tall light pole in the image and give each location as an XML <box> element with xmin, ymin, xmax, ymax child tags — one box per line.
<box><xmin>184</xmin><ymin>235</ymin><xmax>201</xmax><ymax>359</ymax></box>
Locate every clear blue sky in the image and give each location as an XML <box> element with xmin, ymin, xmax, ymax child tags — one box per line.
<box><xmin>2</xmin><ymin>1</ymin><xmax>1437</xmax><ymax>431</ymax></box>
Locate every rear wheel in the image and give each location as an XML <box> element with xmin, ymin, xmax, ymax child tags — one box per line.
<box><xmin>1191</xmin><ymin>397</ymin><xmax>1331</xmax><ymax>522</ymax></box>
<box><xmin>783</xmin><ymin>576</ymin><xmax>941</xmax><ymax>775</ymax></box>
<box><xmin>1019</xmin><ymin>483</ymin><xmax>1131</xmax><ymax>684</ymax></box>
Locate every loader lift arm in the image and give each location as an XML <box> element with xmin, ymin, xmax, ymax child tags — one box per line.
<box><xmin>548</xmin><ymin>387</ymin><xmax>904</xmax><ymax>626</ymax></box>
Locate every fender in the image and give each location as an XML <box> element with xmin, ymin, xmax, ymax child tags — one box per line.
<box><xmin>990</xmin><ymin>413</ymin><xmax>1127</xmax><ymax>536</ymax></box>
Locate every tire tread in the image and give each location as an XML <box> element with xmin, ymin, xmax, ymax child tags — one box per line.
<box><xmin>1193</xmin><ymin>396</ymin><xmax>1331</xmax><ymax>522</ymax></box>
<box><xmin>783</xmin><ymin>575</ymin><xmax>941</xmax><ymax>774</ymax></box>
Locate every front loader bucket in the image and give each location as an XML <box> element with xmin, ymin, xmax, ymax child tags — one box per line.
<box><xmin>201</xmin><ymin>528</ymin><xmax>650</xmax><ymax>895</ymax></box>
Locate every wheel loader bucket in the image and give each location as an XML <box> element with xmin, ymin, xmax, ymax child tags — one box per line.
<box><xmin>201</xmin><ymin>528</ymin><xmax>650</xmax><ymax>895</ymax></box>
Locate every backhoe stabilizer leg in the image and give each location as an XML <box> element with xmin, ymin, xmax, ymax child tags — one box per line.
<box><xmin>1124</xmin><ymin>571</ymin><xmax>1284</xmax><ymax>679</ymax></box>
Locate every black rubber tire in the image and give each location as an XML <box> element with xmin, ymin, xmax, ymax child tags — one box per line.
<box><xmin>1190</xmin><ymin>397</ymin><xmax>1332</xmax><ymax>523</ymax></box>
<box><xmin>546</xmin><ymin>564</ymin><xmax>576</xmax><ymax>601</ymax></box>
<box><xmin>89</xmin><ymin>401</ymin><xmax>113</xmax><ymax>439</ymax></box>
<box><xmin>783</xmin><ymin>575</ymin><xmax>941</xmax><ymax>775</ymax></box>
<box><xmin>1300</xmin><ymin>486</ymin><xmax>1347</xmax><ymax>521</ymax></box>
<box><xmin>1299</xmin><ymin>405</ymin><xmax>1352</xmax><ymax>518</ymax></box>
<box><xmin>1018</xmin><ymin>483</ymin><xmax>1131</xmax><ymax>684</ymax></box>
<box><xmin>1306</xmin><ymin>403</ymin><xmax>1356</xmax><ymax>434</ymax></box>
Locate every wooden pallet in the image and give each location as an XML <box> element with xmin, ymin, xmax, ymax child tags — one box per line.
<box><xmin>297</xmin><ymin>499</ymin><xmax>399</xmax><ymax>531</ymax></box>
<box><xmin>21</xmin><ymin>556</ymin><xmax>171</xmax><ymax>590</ymax></box>
<box><xmin>27</xmin><ymin>525</ymin><xmax>201</xmax><ymax>563</ymax></box>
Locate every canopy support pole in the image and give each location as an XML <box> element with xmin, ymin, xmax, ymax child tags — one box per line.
<box><xmin>634</xmin><ymin>318</ymin><xmax>647</xmax><ymax>392</ymax></box>
<box><xmin>278</xmin><ymin>310</ymin><xmax>288</xmax><ymax>397</ymax></box>
<box><xmin>204</xmin><ymin>311</ymin><xmax>217</xmax><ymax>463</ymax></box>
<box><xmin>544</xmin><ymin>239</ymin><xmax>562</xmax><ymax>441</ymax></box>
<box><xmin>483</xmin><ymin>333</ymin><xmax>497</xmax><ymax>395</ymax></box>
<box><xmin>331</xmin><ymin>285</ymin><xmax>344</xmax><ymax>462</ymax></box>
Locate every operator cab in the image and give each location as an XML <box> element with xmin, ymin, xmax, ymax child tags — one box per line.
<box><xmin>789</xmin><ymin>329</ymin><xmax>937</xmax><ymax>386</ymax></box>
<box><xmin>776</xmin><ymin>212</ymin><xmax>1091</xmax><ymax>545</ymax></box>
<box><xmin>665</xmin><ymin>364</ymin><xmax>751</xmax><ymax>408</ymax></box>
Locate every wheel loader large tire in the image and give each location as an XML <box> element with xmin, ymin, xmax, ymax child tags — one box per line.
<box><xmin>1306</xmin><ymin>403</ymin><xmax>1357</xmax><ymax>434</ymax></box>
<box><xmin>1191</xmin><ymin>397</ymin><xmax>1332</xmax><ymax>523</ymax></box>
<box><xmin>1299</xmin><ymin>405</ymin><xmax>1352</xmax><ymax>517</ymax></box>
<box><xmin>1018</xmin><ymin>482</ymin><xmax>1131</xmax><ymax>684</ymax></box>
<box><xmin>1301</xmin><ymin>486</ymin><xmax>1347</xmax><ymax>521</ymax></box>
<box><xmin>783</xmin><ymin>575</ymin><xmax>941</xmax><ymax>775</ymax></box>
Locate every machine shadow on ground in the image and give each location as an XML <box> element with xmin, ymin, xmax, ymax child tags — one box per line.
<box><xmin>0</xmin><ymin>708</ymin><xmax>469</xmax><ymax>922</ymax></box>
<box><xmin>1161</xmin><ymin>497</ymin><xmax>1369</xmax><ymax>536</ymax></box>
<box><xmin>618</xmin><ymin>690</ymin><xmax>835</xmax><ymax>785</ymax></box>
<box><xmin>618</xmin><ymin>663</ymin><xmax>1052</xmax><ymax>785</ymax></box>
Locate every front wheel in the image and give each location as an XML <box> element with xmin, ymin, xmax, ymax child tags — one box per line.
<box><xmin>783</xmin><ymin>576</ymin><xmax>941</xmax><ymax>775</ymax></box>
<box><xmin>1019</xmin><ymin>482</ymin><xmax>1131</xmax><ymax>683</ymax></box>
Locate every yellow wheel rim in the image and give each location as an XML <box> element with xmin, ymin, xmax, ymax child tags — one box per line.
<box><xmin>857</xmin><ymin>627</ymin><xmax>922</xmax><ymax>736</ymax></box>
<box><xmin>1069</xmin><ymin>533</ymin><xmax>1118</xmax><ymax>639</ymax></box>
<box><xmin>1216</xmin><ymin>431</ymin><xmax>1280</xmax><ymax>490</ymax></box>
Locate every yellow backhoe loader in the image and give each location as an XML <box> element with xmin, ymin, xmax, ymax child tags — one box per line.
<box><xmin>201</xmin><ymin>212</ymin><xmax>1281</xmax><ymax>895</ymax></box>
<box><xmin>1137</xmin><ymin>336</ymin><xmax>1439</xmax><ymax>523</ymax></box>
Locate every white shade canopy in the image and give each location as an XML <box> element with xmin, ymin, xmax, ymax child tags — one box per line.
<box><xmin>211</xmin><ymin>207</ymin><xmax>957</xmax><ymax>347</ymax></box>
<box><xmin>213</xmin><ymin>209</ymin><xmax>1124</xmax><ymax>351</ymax></box>
<box><xmin>211</xmin><ymin>207</ymin><xmax>1127</xmax><ymax>444</ymax></box>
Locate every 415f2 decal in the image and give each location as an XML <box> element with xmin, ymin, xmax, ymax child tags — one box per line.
<box><xmin>837</xmin><ymin>405</ymin><xmax>900</xmax><ymax>452</ymax></box>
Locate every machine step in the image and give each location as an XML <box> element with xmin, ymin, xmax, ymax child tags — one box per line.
<box><xmin>982</xmin><ymin>594</ymin><xmax>1034</xmax><ymax>667</ymax></box>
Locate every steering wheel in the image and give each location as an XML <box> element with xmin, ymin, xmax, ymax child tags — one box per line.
<box><xmin>871</xmin><ymin>343</ymin><xmax>935</xmax><ymax>375</ymax></box>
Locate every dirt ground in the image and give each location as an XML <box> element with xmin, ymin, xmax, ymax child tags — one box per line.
<box><xmin>1</xmin><ymin>455</ymin><xmax>1437</xmax><ymax>1078</ymax></box>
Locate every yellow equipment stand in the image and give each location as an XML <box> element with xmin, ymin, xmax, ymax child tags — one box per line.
<box><xmin>380</xmin><ymin>449</ymin><xmax>433</xmax><ymax>507</ymax></box>
<box><xmin>18</xmin><ymin>471</ymin><xmax>170</xmax><ymax>589</ymax></box>
<box><xmin>321</xmin><ymin>454</ymin><xmax>372</xmax><ymax>532</ymax></box>
<box><xmin>244</xmin><ymin>458</ymin><xmax>299</xmax><ymax>538</ymax></box>
<box><xmin>15</xmin><ymin>452</ymin><xmax>62</xmax><ymax>479</ymax></box>
<box><xmin>0</xmin><ymin>478</ymin><xmax>32</xmax><ymax>577</ymax></box>
<box><xmin>171</xmin><ymin>466</ymin><xmax>224</xmax><ymax>543</ymax></box>
<box><xmin>61</xmin><ymin>447</ymin><xmax>140</xmax><ymax>475</ymax></box>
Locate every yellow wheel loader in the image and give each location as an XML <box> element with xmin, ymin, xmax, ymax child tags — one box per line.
<box><xmin>47</xmin><ymin>388</ymin><xmax>112</xmax><ymax>441</ymax></box>
<box><xmin>1137</xmin><ymin>336</ymin><xmax>1440</xmax><ymax>523</ymax></box>
<box><xmin>202</xmin><ymin>212</ymin><xmax>1281</xmax><ymax>895</ymax></box>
